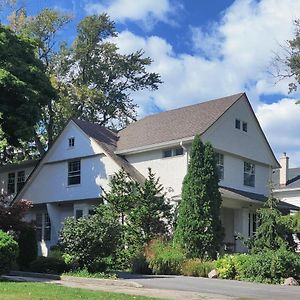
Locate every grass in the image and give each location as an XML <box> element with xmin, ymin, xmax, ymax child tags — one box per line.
<box><xmin>0</xmin><ymin>282</ymin><xmax>161</xmax><ymax>300</ymax></box>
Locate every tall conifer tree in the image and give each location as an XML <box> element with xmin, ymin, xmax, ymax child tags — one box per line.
<box><xmin>174</xmin><ymin>135</ymin><xmax>223</xmax><ymax>259</ymax></box>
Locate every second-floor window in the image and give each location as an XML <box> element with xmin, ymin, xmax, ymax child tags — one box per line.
<box><xmin>68</xmin><ymin>160</ymin><xmax>81</xmax><ymax>185</ymax></box>
<box><xmin>162</xmin><ymin>147</ymin><xmax>183</xmax><ymax>158</ymax></box>
<box><xmin>215</xmin><ymin>153</ymin><xmax>224</xmax><ymax>180</ymax></box>
<box><xmin>17</xmin><ymin>171</ymin><xmax>25</xmax><ymax>192</ymax></box>
<box><xmin>7</xmin><ymin>172</ymin><xmax>15</xmax><ymax>194</ymax></box>
<box><xmin>244</xmin><ymin>162</ymin><xmax>255</xmax><ymax>187</ymax></box>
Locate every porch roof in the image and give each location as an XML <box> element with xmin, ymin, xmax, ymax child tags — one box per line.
<box><xmin>171</xmin><ymin>186</ymin><xmax>299</xmax><ymax>211</ymax></box>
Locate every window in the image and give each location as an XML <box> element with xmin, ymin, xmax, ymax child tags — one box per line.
<box><xmin>35</xmin><ymin>213</ymin><xmax>51</xmax><ymax>241</ymax></box>
<box><xmin>17</xmin><ymin>170</ymin><xmax>25</xmax><ymax>192</ymax></box>
<box><xmin>75</xmin><ymin>209</ymin><xmax>83</xmax><ymax>219</ymax></box>
<box><xmin>163</xmin><ymin>149</ymin><xmax>172</xmax><ymax>158</ymax></box>
<box><xmin>7</xmin><ymin>173</ymin><xmax>15</xmax><ymax>194</ymax></box>
<box><xmin>36</xmin><ymin>213</ymin><xmax>43</xmax><ymax>241</ymax></box>
<box><xmin>215</xmin><ymin>153</ymin><xmax>224</xmax><ymax>180</ymax></box>
<box><xmin>68</xmin><ymin>160</ymin><xmax>81</xmax><ymax>185</ymax></box>
<box><xmin>244</xmin><ymin>162</ymin><xmax>255</xmax><ymax>187</ymax></box>
<box><xmin>162</xmin><ymin>148</ymin><xmax>184</xmax><ymax>158</ymax></box>
<box><xmin>235</xmin><ymin>119</ymin><xmax>241</xmax><ymax>129</ymax></box>
<box><xmin>248</xmin><ymin>213</ymin><xmax>257</xmax><ymax>237</ymax></box>
<box><xmin>242</xmin><ymin>122</ymin><xmax>248</xmax><ymax>132</ymax></box>
<box><xmin>68</xmin><ymin>137</ymin><xmax>75</xmax><ymax>148</ymax></box>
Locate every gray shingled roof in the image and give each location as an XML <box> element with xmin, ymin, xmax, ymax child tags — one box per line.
<box><xmin>117</xmin><ymin>93</ymin><xmax>244</xmax><ymax>152</ymax></box>
<box><xmin>73</xmin><ymin>119</ymin><xmax>145</xmax><ymax>183</ymax></box>
<box><xmin>0</xmin><ymin>159</ymin><xmax>38</xmax><ymax>172</ymax></box>
<box><xmin>272</xmin><ymin>168</ymin><xmax>300</xmax><ymax>189</ymax></box>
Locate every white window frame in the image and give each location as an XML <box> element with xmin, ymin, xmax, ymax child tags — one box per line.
<box><xmin>215</xmin><ymin>153</ymin><xmax>224</xmax><ymax>180</ymax></box>
<box><xmin>35</xmin><ymin>212</ymin><xmax>51</xmax><ymax>242</ymax></box>
<box><xmin>68</xmin><ymin>137</ymin><xmax>75</xmax><ymax>148</ymax></box>
<box><xmin>244</xmin><ymin>162</ymin><xmax>255</xmax><ymax>187</ymax></box>
<box><xmin>248</xmin><ymin>212</ymin><xmax>258</xmax><ymax>237</ymax></box>
<box><xmin>7</xmin><ymin>172</ymin><xmax>15</xmax><ymax>194</ymax></box>
<box><xmin>68</xmin><ymin>160</ymin><xmax>81</xmax><ymax>185</ymax></box>
<box><xmin>162</xmin><ymin>147</ymin><xmax>184</xmax><ymax>158</ymax></box>
<box><xmin>17</xmin><ymin>170</ymin><xmax>25</xmax><ymax>193</ymax></box>
<box><xmin>242</xmin><ymin>121</ymin><xmax>248</xmax><ymax>132</ymax></box>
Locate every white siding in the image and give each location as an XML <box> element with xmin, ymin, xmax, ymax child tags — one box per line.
<box><xmin>274</xmin><ymin>189</ymin><xmax>300</xmax><ymax>208</ymax></box>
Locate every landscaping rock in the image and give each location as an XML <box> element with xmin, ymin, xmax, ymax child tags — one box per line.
<box><xmin>208</xmin><ymin>269</ymin><xmax>218</xmax><ymax>279</ymax></box>
<box><xmin>283</xmin><ymin>277</ymin><xmax>299</xmax><ymax>286</ymax></box>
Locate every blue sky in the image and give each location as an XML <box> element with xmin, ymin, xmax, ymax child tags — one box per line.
<box><xmin>3</xmin><ymin>0</ymin><xmax>300</xmax><ymax>165</ymax></box>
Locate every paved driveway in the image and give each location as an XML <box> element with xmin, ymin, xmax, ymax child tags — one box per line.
<box><xmin>119</xmin><ymin>273</ymin><xmax>300</xmax><ymax>300</ymax></box>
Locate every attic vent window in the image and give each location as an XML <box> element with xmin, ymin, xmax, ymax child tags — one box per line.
<box><xmin>242</xmin><ymin>122</ymin><xmax>248</xmax><ymax>132</ymax></box>
<box><xmin>68</xmin><ymin>137</ymin><xmax>75</xmax><ymax>148</ymax></box>
<box><xmin>235</xmin><ymin>119</ymin><xmax>241</xmax><ymax>129</ymax></box>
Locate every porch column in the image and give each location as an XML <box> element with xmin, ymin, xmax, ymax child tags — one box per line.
<box><xmin>46</xmin><ymin>203</ymin><xmax>61</xmax><ymax>246</ymax></box>
<box><xmin>234</xmin><ymin>208</ymin><xmax>249</xmax><ymax>252</ymax></box>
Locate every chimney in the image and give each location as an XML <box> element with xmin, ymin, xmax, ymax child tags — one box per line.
<box><xmin>279</xmin><ymin>152</ymin><xmax>289</xmax><ymax>186</ymax></box>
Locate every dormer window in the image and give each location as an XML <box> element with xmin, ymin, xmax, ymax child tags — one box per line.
<box><xmin>68</xmin><ymin>137</ymin><xmax>75</xmax><ymax>148</ymax></box>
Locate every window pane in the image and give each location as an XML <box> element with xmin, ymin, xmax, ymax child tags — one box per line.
<box><xmin>17</xmin><ymin>170</ymin><xmax>25</xmax><ymax>192</ymax></box>
<box><xmin>68</xmin><ymin>137</ymin><xmax>75</xmax><ymax>147</ymax></box>
<box><xmin>244</xmin><ymin>162</ymin><xmax>255</xmax><ymax>187</ymax></box>
<box><xmin>7</xmin><ymin>173</ymin><xmax>15</xmax><ymax>194</ymax></box>
<box><xmin>242</xmin><ymin>122</ymin><xmax>248</xmax><ymax>132</ymax></box>
<box><xmin>44</xmin><ymin>213</ymin><xmax>51</xmax><ymax>241</ymax></box>
<box><xmin>174</xmin><ymin>148</ymin><xmax>183</xmax><ymax>156</ymax></box>
<box><xmin>235</xmin><ymin>119</ymin><xmax>241</xmax><ymax>129</ymax></box>
<box><xmin>163</xmin><ymin>150</ymin><xmax>172</xmax><ymax>158</ymax></box>
<box><xmin>75</xmin><ymin>209</ymin><xmax>83</xmax><ymax>219</ymax></box>
<box><xmin>68</xmin><ymin>160</ymin><xmax>81</xmax><ymax>185</ymax></box>
<box><xmin>215</xmin><ymin>153</ymin><xmax>224</xmax><ymax>180</ymax></box>
<box><xmin>36</xmin><ymin>213</ymin><xmax>43</xmax><ymax>241</ymax></box>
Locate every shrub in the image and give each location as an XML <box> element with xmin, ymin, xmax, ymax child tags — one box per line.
<box><xmin>29</xmin><ymin>256</ymin><xmax>68</xmax><ymax>274</ymax></box>
<box><xmin>49</xmin><ymin>245</ymin><xmax>63</xmax><ymax>260</ymax></box>
<box><xmin>0</xmin><ymin>230</ymin><xmax>19</xmax><ymax>274</ymax></box>
<box><xmin>145</xmin><ymin>239</ymin><xmax>186</xmax><ymax>275</ymax></box>
<box><xmin>216</xmin><ymin>249</ymin><xmax>300</xmax><ymax>284</ymax></box>
<box><xmin>216</xmin><ymin>254</ymin><xmax>237</xmax><ymax>279</ymax></box>
<box><xmin>181</xmin><ymin>259</ymin><xmax>215</xmax><ymax>277</ymax></box>
<box><xmin>17</xmin><ymin>226</ymin><xmax>37</xmax><ymax>270</ymax></box>
<box><xmin>59</xmin><ymin>205</ymin><xmax>121</xmax><ymax>270</ymax></box>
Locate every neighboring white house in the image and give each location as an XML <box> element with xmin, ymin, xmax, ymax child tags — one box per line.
<box><xmin>1</xmin><ymin>92</ymin><xmax>293</xmax><ymax>255</ymax></box>
<box><xmin>272</xmin><ymin>153</ymin><xmax>300</xmax><ymax>210</ymax></box>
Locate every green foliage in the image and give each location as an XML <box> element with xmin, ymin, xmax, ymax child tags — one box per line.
<box><xmin>248</xmin><ymin>194</ymin><xmax>292</xmax><ymax>253</ymax></box>
<box><xmin>216</xmin><ymin>250</ymin><xmax>300</xmax><ymax>284</ymax></box>
<box><xmin>144</xmin><ymin>239</ymin><xmax>186</xmax><ymax>275</ymax></box>
<box><xmin>174</xmin><ymin>135</ymin><xmax>224</xmax><ymax>259</ymax></box>
<box><xmin>181</xmin><ymin>259</ymin><xmax>215</xmax><ymax>277</ymax></box>
<box><xmin>29</xmin><ymin>256</ymin><xmax>67</xmax><ymax>274</ymax></box>
<box><xmin>63</xmin><ymin>268</ymin><xmax>117</xmax><ymax>279</ymax></box>
<box><xmin>59</xmin><ymin>205</ymin><xmax>121</xmax><ymax>271</ymax></box>
<box><xmin>282</xmin><ymin>211</ymin><xmax>300</xmax><ymax>233</ymax></box>
<box><xmin>0</xmin><ymin>25</ymin><xmax>56</xmax><ymax>147</ymax></box>
<box><xmin>17</xmin><ymin>225</ymin><xmax>38</xmax><ymax>270</ymax></box>
<box><xmin>0</xmin><ymin>230</ymin><xmax>19</xmax><ymax>274</ymax></box>
<box><xmin>105</xmin><ymin>168</ymin><xmax>172</xmax><ymax>269</ymax></box>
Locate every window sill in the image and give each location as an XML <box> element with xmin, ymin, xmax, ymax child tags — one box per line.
<box><xmin>67</xmin><ymin>184</ymin><xmax>81</xmax><ymax>188</ymax></box>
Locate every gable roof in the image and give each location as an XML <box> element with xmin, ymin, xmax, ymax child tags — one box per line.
<box><xmin>117</xmin><ymin>93</ymin><xmax>244</xmax><ymax>153</ymax></box>
<box><xmin>73</xmin><ymin>119</ymin><xmax>145</xmax><ymax>183</ymax></box>
<box><xmin>272</xmin><ymin>167</ymin><xmax>300</xmax><ymax>190</ymax></box>
<box><xmin>0</xmin><ymin>159</ymin><xmax>38</xmax><ymax>173</ymax></box>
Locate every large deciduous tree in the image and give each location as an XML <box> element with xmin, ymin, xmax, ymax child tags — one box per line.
<box><xmin>174</xmin><ymin>135</ymin><xmax>223</xmax><ymax>259</ymax></box>
<box><xmin>0</xmin><ymin>25</ymin><xmax>56</xmax><ymax>156</ymax></box>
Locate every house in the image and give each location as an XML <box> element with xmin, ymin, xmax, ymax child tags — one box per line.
<box><xmin>272</xmin><ymin>153</ymin><xmax>300</xmax><ymax>210</ymax></box>
<box><xmin>0</xmin><ymin>92</ymin><xmax>290</xmax><ymax>255</ymax></box>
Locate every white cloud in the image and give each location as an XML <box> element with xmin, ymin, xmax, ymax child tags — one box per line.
<box><xmin>84</xmin><ymin>0</ymin><xmax>180</xmax><ymax>30</ymax></box>
<box><xmin>256</xmin><ymin>99</ymin><xmax>300</xmax><ymax>166</ymax></box>
<box><xmin>108</xmin><ymin>0</ymin><xmax>300</xmax><ymax>164</ymax></box>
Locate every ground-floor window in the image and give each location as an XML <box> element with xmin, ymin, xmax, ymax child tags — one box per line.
<box><xmin>248</xmin><ymin>212</ymin><xmax>257</xmax><ymax>237</ymax></box>
<box><xmin>35</xmin><ymin>212</ymin><xmax>51</xmax><ymax>241</ymax></box>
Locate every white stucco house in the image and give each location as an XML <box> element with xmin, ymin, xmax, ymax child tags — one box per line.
<box><xmin>0</xmin><ymin>92</ymin><xmax>295</xmax><ymax>255</ymax></box>
<box><xmin>272</xmin><ymin>153</ymin><xmax>300</xmax><ymax>209</ymax></box>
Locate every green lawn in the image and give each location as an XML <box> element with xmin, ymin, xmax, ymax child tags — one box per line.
<box><xmin>0</xmin><ymin>282</ymin><xmax>161</xmax><ymax>300</ymax></box>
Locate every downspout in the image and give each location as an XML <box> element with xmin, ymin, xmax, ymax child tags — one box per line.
<box><xmin>180</xmin><ymin>141</ymin><xmax>188</xmax><ymax>172</ymax></box>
